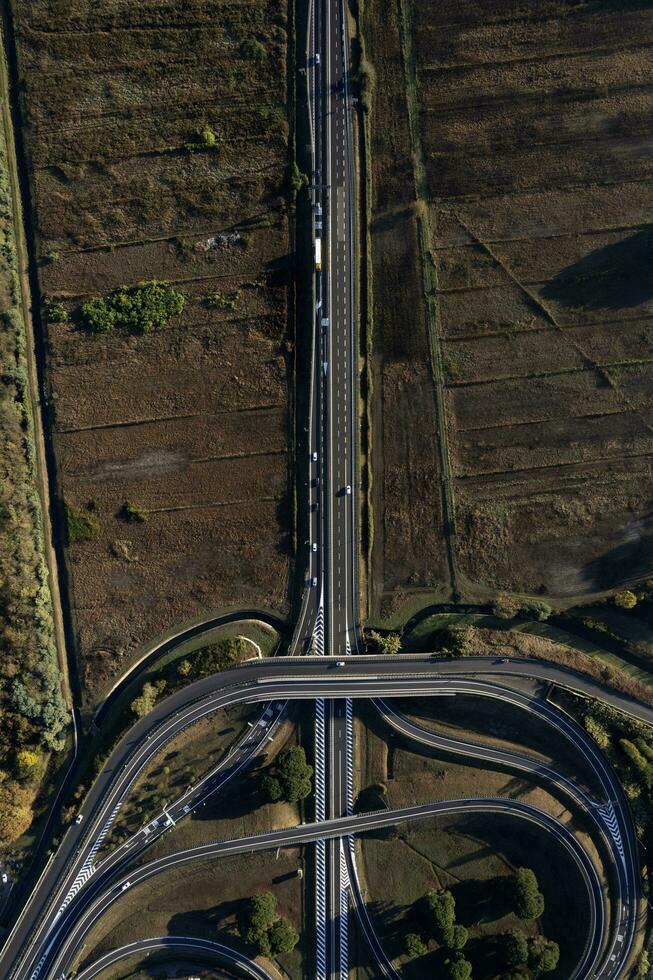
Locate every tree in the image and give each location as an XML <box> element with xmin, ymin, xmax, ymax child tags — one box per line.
<box><xmin>15</xmin><ymin>748</ymin><xmax>40</xmax><ymax>779</ymax></box>
<box><xmin>424</xmin><ymin>888</ymin><xmax>456</xmax><ymax>944</ymax></box>
<box><xmin>263</xmin><ymin>775</ymin><xmax>283</xmax><ymax>802</ymax></box>
<box><xmin>445</xmin><ymin>954</ymin><xmax>473</xmax><ymax>979</ymax></box>
<box><xmin>620</xmin><ymin>738</ymin><xmax>651</xmax><ymax>784</ymax></box>
<box><xmin>502</xmin><ymin>930</ymin><xmax>529</xmax><ymax>968</ymax></box>
<box><xmin>184</xmin><ymin>125</ymin><xmax>219</xmax><ymax>153</ymax></box>
<box><xmin>510</xmin><ymin>868</ymin><xmax>545</xmax><ymax>920</ymax></box>
<box><xmin>405</xmin><ymin>932</ymin><xmax>427</xmax><ymax>958</ymax></box>
<box><xmin>528</xmin><ymin>937</ymin><xmax>559</xmax><ymax>974</ymax></box>
<box><xmin>0</xmin><ymin>781</ymin><xmax>33</xmax><ymax>844</ymax></box>
<box><xmin>130</xmin><ymin>680</ymin><xmax>166</xmax><ymax>719</ymax></box>
<box><xmin>269</xmin><ymin>917</ymin><xmax>299</xmax><ymax>954</ymax></box>
<box><xmin>451</xmin><ymin>924</ymin><xmax>469</xmax><ymax>950</ymax></box>
<box><xmin>440</xmin><ymin>625</ymin><xmax>475</xmax><ymax>657</ymax></box>
<box><xmin>177</xmin><ymin>659</ymin><xmax>192</xmax><ymax>678</ymax></box>
<box><xmin>369</xmin><ymin>630</ymin><xmax>402</xmax><ymax>655</ymax></box>
<box><xmin>273</xmin><ymin>746</ymin><xmax>313</xmax><ymax>803</ymax></box>
<box><xmin>615</xmin><ymin>590</ymin><xmax>637</xmax><ymax>609</ymax></box>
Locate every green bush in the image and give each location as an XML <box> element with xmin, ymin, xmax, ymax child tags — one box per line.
<box><xmin>370</xmin><ymin>630</ymin><xmax>401</xmax><ymax>655</ymax></box>
<box><xmin>439</xmin><ymin>625</ymin><xmax>475</xmax><ymax>657</ymax></box>
<box><xmin>118</xmin><ymin>500</ymin><xmax>148</xmax><ymax>523</ymax></box>
<box><xmin>184</xmin><ymin>125</ymin><xmax>219</xmax><ymax>153</ymax></box>
<box><xmin>65</xmin><ymin>502</ymin><xmax>99</xmax><ymax>543</ymax></box>
<box><xmin>46</xmin><ymin>302</ymin><xmax>69</xmax><ymax>323</ymax></box>
<box><xmin>241</xmin><ymin>38</ymin><xmax>266</xmax><ymax>60</ymax></box>
<box><xmin>81</xmin><ymin>281</ymin><xmax>185</xmax><ymax>335</ymax></box>
<box><xmin>206</xmin><ymin>289</ymin><xmax>241</xmax><ymax>310</ymax></box>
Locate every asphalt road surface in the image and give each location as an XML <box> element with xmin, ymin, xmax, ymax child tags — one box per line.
<box><xmin>2</xmin><ymin>656</ymin><xmax>642</xmax><ymax>980</ymax></box>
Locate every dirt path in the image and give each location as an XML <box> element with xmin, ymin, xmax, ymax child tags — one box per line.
<box><xmin>0</xmin><ymin>34</ymin><xmax>72</xmax><ymax>709</ymax></box>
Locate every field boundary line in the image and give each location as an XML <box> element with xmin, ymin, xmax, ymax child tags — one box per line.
<box><xmin>396</xmin><ymin>0</ymin><xmax>459</xmax><ymax>596</ymax></box>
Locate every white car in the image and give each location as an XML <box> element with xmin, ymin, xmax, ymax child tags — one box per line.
<box><xmin>311</xmin><ymin>451</ymin><xmax>318</xmax><ymax>462</ymax></box>
<box><xmin>315</xmin><ymin>53</ymin><xmax>321</xmax><ymax>65</ymax></box>
<box><xmin>311</xmin><ymin>577</ymin><xmax>317</xmax><ymax>587</ymax></box>
<box><xmin>346</xmin><ymin>485</ymin><xmax>352</xmax><ymax>495</ymax></box>
<box><xmin>121</xmin><ymin>881</ymin><xmax>131</xmax><ymax>891</ymax></box>
<box><xmin>75</xmin><ymin>814</ymin><xmax>83</xmax><ymax>825</ymax></box>
<box><xmin>1</xmin><ymin>873</ymin><xmax>7</xmax><ymax>884</ymax></box>
<box><xmin>312</xmin><ymin>543</ymin><xmax>317</xmax><ymax>552</ymax></box>
<box><xmin>335</xmin><ymin>661</ymin><xmax>346</xmax><ymax>667</ymax></box>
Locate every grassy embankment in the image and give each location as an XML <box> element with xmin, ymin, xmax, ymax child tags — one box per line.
<box><xmin>0</xmin><ymin>28</ymin><xmax>69</xmax><ymax>866</ymax></box>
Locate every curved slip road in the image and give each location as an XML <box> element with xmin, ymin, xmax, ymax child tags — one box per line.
<box><xmin>43</xmin><ymin>798</ymin><xmax>604</xmax><ymax>980</ymax></box>
<box><xmin>1</xmin><ymin>655</ymin><xmax>644</xmax><ymax>980</ymax></box>
<box><xmin>74</xmin><ymin>935</ymin><xmax>274</xmax><ymax>980</ymax></box>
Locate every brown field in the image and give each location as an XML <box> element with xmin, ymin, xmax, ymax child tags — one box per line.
<box><xmin>363</xmin><ymin>0</ymin><xmax>653</xmax><ymax>612</ymax></box>
<box><xmin>11</xmin><ymin>0</ymin><xmax>295</xmax><ymax>703</ymax></box>
<box><xmin>363</xmin><ymin>0</ymin><xmax>448</xmax><ymax>620</ymax></box>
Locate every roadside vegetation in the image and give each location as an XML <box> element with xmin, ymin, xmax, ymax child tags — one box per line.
<box><xmin>0</xmin><ymin>34</ymin><xmax>69</xmax><ymax>856</ymax></box>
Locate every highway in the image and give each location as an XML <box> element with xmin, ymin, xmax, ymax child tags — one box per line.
<box><xmin>36</xmin><ymin>798</ymin><xmax>607</xmax><ymax>980</ymax></box>
<box><xmin>0</xmin><ymin>0</ymin><xmax>646</xmax><ymax>963</ymax></box>
<box><xmin>307</xmin><ymin>0</ymin><xmax>359</xmax><ymax>969</ymax></box>
<box><xmin>0</xmin><ymin>657</ymin><xmax>642</xmax><ymax>980</ymax></box>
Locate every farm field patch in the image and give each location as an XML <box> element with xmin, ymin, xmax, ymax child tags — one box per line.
<box><xmin>11</xmin><ymin>0</ymin><xmax>294</xmax><ymax>703</ymax></box>
<box><xmin>363</xmin><ymin>0</ymin><xmax>653</xmax><ymax>609</ymax></box>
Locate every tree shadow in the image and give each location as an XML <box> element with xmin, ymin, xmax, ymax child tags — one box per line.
<box><xmin>451</xmin><ymin>876</ymin><xmax>511</xmax><ymax>926</ymax></box>
<box><xmin>541</xmin><ymin>229</ymin><xmax>653</xmax><ymax>311</ymax></box>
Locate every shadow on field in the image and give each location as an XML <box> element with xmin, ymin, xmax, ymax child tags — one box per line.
<box><xmin>541</xmin><ymin>229</ymin><xmax>653</xmax><ymax>310</ymax></box>
<box><xmin>582</xmin><ymin>515</ymin><xmax>653</xmax><ymax>590</ymax></box>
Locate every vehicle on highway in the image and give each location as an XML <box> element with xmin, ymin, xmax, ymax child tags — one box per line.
<box><xmin>311</xmin><ymin>577</ymin><xmax>318</xmax><ymax>587</ymax></box>
<box><xmin>120</xmin><ymin>882</ymin><xmax>131</xmax><ymax>892</ymax></box>
<box><xmin>315</xmin><ymin>52</ymin><xmax>320</xmax><ymax>65</ymax></box>
<box><xmin>311</xmin><ymin>451</ymin><xmax>318</xmax><ymax>462</ymax></box>
<box><xmin>335</xmin><ymin>661</ymin><xmax>345</xmax><ymax>667</ymax></box>
<box><xmin>1</xmin><ymin>873</ymin><xmax>7</xmax><ymax>884</ymax></box>
<box><xmin>312</xmin><ymin>543</ymin><xmax>317</xmax><ymax>552</ymax></box>
<box><xmin>346</xmin><ymin>485</ymin><xmax>351</xmax><ymax>495</ymax></box>
<box><xmin>74</xmin><ymin>814</ymin><xmax>83</xmax><ymax>825</ymax></box>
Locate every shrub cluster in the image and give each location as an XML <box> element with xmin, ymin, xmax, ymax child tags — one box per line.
<box><xmin>80</xmin><ymin>280</ymin><xmax>185</xmax><ymax>334</ymax></box>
